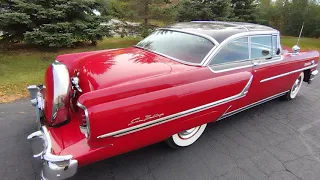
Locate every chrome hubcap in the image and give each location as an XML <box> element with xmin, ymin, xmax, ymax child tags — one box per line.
<box><xmin>290</xmin><ymin>74</ymin><xmax>303</xmax><ymax>99</ymax></box>
<box><xmin>178</xmin><ymin>127</ymin><xmax>199</xmax><ymax>139</ymax></box>
<box><xmin>292</xmin><ymin>76</ymin><xmax>302</xmax><ymax>95</ymax></box>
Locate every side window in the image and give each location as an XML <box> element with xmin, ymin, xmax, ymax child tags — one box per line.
<box><xmin>210</xmin><ymin>37</ymin><xmax>249</xmax><ymax>65</ymax></box>
<box><xmin>251</xmin><ymin>35</ymin><xmax>272</xmax><ymax>59</ymax></box>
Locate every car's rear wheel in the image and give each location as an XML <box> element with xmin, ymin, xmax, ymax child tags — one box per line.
<box><xmin>166</xmin><ymin>124</ymin><xmax>207</xmax><ymax>148</ymax></box>
<box><xmin>282</xmin><ymin>72</ymin><xmax>304</xmax><ymax>101</ymax></box>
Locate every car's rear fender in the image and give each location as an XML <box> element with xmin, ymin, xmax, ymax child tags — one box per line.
<box><xmin>79</xmin><ymin>69</ymin><xmax>253</xmax><ymax>146</ymax></box>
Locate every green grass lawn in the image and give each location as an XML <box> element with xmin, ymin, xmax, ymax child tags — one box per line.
<box><xmin>0</xmin><ymin>36</ymin><xmax>319</xmax><ymax>103</ymax></box>
<box><xmin>0</xmin><ymin>37</ymin><xmax>140</xmax><ymax>103</ymax></box>
<box><xmin>281</xmin><ymin>36</ymin><xmax>320</xmax><ymax>51</ymax></box>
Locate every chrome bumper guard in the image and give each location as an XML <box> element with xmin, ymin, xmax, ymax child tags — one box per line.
<box><xmin>310</xmin><ymin>69</ymin><xmax>318</xmax><ymax>82</ymax></box>
<box><xmin>27</xmin><ymin>85</ymin><xmax>78</xmax><ymax>180</ymax></box>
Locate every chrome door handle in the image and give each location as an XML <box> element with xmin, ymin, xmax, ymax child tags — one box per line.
<box><xmin>253</xmin><ymin>62</ymin><xmax>260</xmax><ymax>66</ymax></box>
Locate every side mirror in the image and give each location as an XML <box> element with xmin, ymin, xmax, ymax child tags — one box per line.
<box><xmin>262</xmin><ymin>49</ymin><xmax>270</xmax><ymax>56</ymax></box>
<box><xmin>292</xmin><ymin>45</ymin><xmax>300</xmax><ymax>53</ymax></box>
<box><xmin>276</xmin><ymin>48</ymin><xmax>281</xmax><ymax>55</ymax></box>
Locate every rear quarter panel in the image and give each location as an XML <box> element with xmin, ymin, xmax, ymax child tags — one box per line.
<box><xmin>78</xmin><ymin>67</ymin><xmax>252</xmax><ymax>147</ymax></box>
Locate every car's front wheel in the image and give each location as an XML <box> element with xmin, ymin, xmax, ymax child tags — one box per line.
<box><xmin>282</xmin><ymin>72</ymin><xmax>304</xmax><ymax>100</ymax></box>
<box><xmin>166</xmin><ymin>124</ymin><xmax>207</xmax><ymax>148</ymax></box>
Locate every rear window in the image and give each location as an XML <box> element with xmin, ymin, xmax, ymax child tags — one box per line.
<box><xmin>136</xmin><ymin>30</ymin><xmax>215</xmax><ymax>64</ymax></box>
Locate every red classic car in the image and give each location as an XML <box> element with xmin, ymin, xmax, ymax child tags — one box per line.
<box><xmin>27</xmin><ymin>21</ymin><xmax>319</xmax><ymax>180</ymax></box>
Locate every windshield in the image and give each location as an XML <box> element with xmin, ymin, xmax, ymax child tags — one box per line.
<box><xmin>136</xmin><ymin>30</ymin><xmax>215</xmax><ymax>65</ymax></box>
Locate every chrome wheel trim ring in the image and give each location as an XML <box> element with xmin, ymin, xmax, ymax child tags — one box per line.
<box><xmin>172</xmin><ymin>124</ymin><xmax>207</xmax><ymax>147</ymax></box>
<box><xmin>290</xmin><ymin>72</ymin><xmax>304</xmax><ymax>99</ymax></box>
<box><xmin>178</xmin><ymin>127</ymin><xmax>199</xmax><ymax>139</ymax></box>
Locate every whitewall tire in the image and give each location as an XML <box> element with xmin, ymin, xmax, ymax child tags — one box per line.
<box><xmin>166</xmin><ymin>124</ymin><xmax>207</xmax><ymax>148</ymax></box>
<box><xmin>282</xmin><ymin>72</ymin><xmax>304</xmax><ymax>101</ymax></box>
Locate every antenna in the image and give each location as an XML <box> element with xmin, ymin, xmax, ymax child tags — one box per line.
<box><xmin>292</xmin><ymin>22</ymin><xmax>305</xmax><ymax>53</ymax></box>
<box><xmin>297</xmin><ymin>22</ymin><xmax>305</xmax><ymax>46</ymax></box>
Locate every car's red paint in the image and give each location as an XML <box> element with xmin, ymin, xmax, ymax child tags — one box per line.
<box><xmin>43</xmin><ymin>65</ymin><xmax>54</xmax><ymax>125</ymax></box>
<box><xmin>38</xmin><ymin>41</ymin><xmax>319</xmax><ymax>172</ymax></box>
<box><xmin>250</xmin><ymin>50</ymin><xmax>319</xmax><ymax>103</ymax></box>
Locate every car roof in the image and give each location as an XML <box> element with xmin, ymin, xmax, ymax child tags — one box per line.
<box><xmin>165</xmin><ymin>21</ymin><xmax>278</xmax><ymax>43</ymax></box>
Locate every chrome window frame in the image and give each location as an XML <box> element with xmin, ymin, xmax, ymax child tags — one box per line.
<box><xmin>250</xmin><ymin>34</ymin><xmax>273</xmax><ymax>60</ymax></box>
<box><xmin>135</xmin><ymin>29</ymin><xmax>282</xmax><ymax>69</ymax></box>
<box><xmin>272</xmin><ymin>35</ymin><xmax>278</xmax><ymax>56</ymax></box>
<box><xmin>250</xmin><ymin>33</ymin><xmax>283</xmax><ymax>65</ymax></box>
<box><xmin>203</xmin><ymin>30</ymin><xmax>281</xmax><ymax>73</ymax></box>
<box><xmin>135</xmin><ymin>28</ymin><xmax>219</xmax><ymax>66</ymax></box>
<box><xmin>208</xmin><ymin>36</ymin><xmax>250</xmax><ymax>66</ymax></box>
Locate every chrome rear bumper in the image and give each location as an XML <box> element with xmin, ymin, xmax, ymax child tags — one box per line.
<box><xmin>28</xmin><ymin>127</ymin><xmax>78</xmax><ymax>180</ymax></box>
<box><xmin>27</xmin><ymin>85</ymin><xmax>78</xmax><ymax>180</ymax></box>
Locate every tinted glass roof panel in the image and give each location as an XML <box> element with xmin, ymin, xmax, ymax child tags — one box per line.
<box><xmin>166</xmin><ymin>21</ymin><xmax>278</xmax><ymax>43</ymax></box>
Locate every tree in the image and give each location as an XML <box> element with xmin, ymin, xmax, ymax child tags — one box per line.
<box><xmin>0</xmin><ymin>0</ymin><xmax>111</xmax><ymax>48</ymax></box>
<box><xmin>230</xmin><ymin>0</ymin><xmax>257</xmax><ymax>22</ymax></box>
<box><xmin>176</xmin><ymin>0</ymin><xmax>232</xmax><ymax>22</ymax></box>
<box><xmin>114</xmin><ymin>0</ymin><xmax>172</xmax><ymax>25</ymax></box>
<box><xmin>256</xmin><ymin>0</ymin><xmax>320</xmax><ymax>38</ymax></box>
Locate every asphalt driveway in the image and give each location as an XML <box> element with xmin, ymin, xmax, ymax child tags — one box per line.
<box><xmin>1</xmin><ymin>76</ymin><xmax>320</xmax><ymax>180</ymax></box>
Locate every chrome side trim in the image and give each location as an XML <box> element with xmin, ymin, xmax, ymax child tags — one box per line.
<box><xmin>252</xmin><ymin>55</ymin><xmax>283</xmax><ymax>66</ymax></box>
<box><xmin>242</xmin><ymin>75</ymin><xmax>253</xmax><ymax>95</ymax></box>
<box><xmin>97</xmin><ymin>75</ymin><xmax>253</xmax><ymax>139</ymax></box>
<box><xmin>207</xmin><ymin>55</ymin><xmax>283</xmax><ymax>74</ymax></box>
<box><xmin>218</xmin><ymin>91</ymin><xmax>289</xmax><ymax>121</ymax></box>
<box><xmin>261</xmin><ymin>64</ymin><xmax>318</xmax><ymax>83</ymax></box>
<box><xmin>208</xmin><ymin>64</ymin><xmax>253</xmax><ymax>73</ymax></box>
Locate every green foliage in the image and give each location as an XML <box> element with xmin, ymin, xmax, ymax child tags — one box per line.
<box><xmin>230</xmin><ymin>0</ymin><xmax>257</xmax><ymax>22</ymax></box>
<box><xmin>311</xmin><ymin>29</ymin><xmax>320</xmax><ymax>38</ymax></box>
<box><xmin>176</xmin><ymin>0</ymin><xmax>232</xmax><ymax>21</ymax></box>
<box><xmin>256</xmin><ymin>0</ymin><xmax>320</xmax><ymax>38</ymax></box>
<box><xmin>108</xmin><ymin>0</ymin><xmax>174</xmax><ymax>25</ymax></box>
<box><xmin>0</xmin><ymin>0</ymin><xmax>111</xmax><ymax>48</ymax></box>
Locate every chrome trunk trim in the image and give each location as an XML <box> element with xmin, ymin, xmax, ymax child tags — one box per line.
<box><xmin>97</xmin><ymin>75</ymin><xmax>253</xmax><ymax>139</ymax></box>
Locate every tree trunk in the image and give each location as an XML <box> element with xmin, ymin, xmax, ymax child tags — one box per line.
<box><xmin>144</xmin><ymin>1</ymin><xmax>149</xmax><ymax>25</ymax></box>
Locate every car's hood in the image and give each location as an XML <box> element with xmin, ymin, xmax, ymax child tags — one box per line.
<box><xmin>57</xmin><ymin>47</ymin><xmax>173</xmax><ymax>92</ymax></box>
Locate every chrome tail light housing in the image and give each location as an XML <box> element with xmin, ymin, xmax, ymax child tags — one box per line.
<box><xmin>44</xmin><ymin>61</ymin><xmax>71</xmax><ymax>126</ymax></box>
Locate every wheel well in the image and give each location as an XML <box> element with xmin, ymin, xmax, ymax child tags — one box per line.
<box><xmin>303</xmin><ymin>69</ymin><xmax>311</xmax><ymax>82</ymax></box>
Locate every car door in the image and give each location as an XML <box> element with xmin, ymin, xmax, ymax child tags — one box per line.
<box><xmin>208</xmin><ymin>36</ymin><xmax>256</xmax><ymax>115</ymax></box>
<box><xmin>249</xmin><ymin>34</ymin><xmax>294</xmax><ymax>103</ymax></box>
